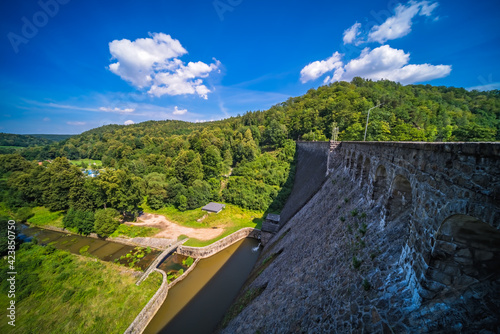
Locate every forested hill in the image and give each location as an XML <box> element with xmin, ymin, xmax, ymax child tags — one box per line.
<box><xmin>13</xmin><ymin>79</ymin><xmax>500</xmax><ymax>161</ymax></box>
<box><xmin>239</xmin><ymin>78</ymin><xmax>499</xmax><ymax>142</ymax></box>
<box><xmin>0</xmin><ymin>133</ymin><xmax>56</xmax><ymax>147</ymax></box>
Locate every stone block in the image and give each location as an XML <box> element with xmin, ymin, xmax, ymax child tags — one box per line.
<box><xmin>474</xmin><ymin>250</ymin><xmax>494</xmax><ymax>261</ymax></box>
<box><xmin>429</xmin><ymin>268</ymin><xmax>452</xmax><ymax>285</ymax></box>
<box><xmin>454</xmin><ymin>256</ymin><xmax>474</xmax><ymax>266</ymax></box>
<box><xmin>435</xmin><ymin>240</ymin><xmax>456</xmax><ymax>254</ymax></box>
<box><xmin>456</xmin><ymin>248</ymin><xmax>472</xmax><ymax>258</ymax></box>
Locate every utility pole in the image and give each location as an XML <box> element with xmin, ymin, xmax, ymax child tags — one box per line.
<box><xmin>364</xmin><ymin>103</ymin><xmax>382</xmax><ymax>141</ymax></box>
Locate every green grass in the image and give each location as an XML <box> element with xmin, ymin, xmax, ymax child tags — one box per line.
<box><xmin>69</xmin><ymin>159</ymin><xmax>103</xmax><ymax>167</ymax></box>
<box><xmin>27</xmin><ymin>207</ymin><xmax>64</xmax><ymax>228</ymax></box>
<box><xmin>110</xmin><ymin>224</ymin><xmax>159</xmax><ymax>238</ymax></box>
<box><xmin>0</xmin><ymin>244</ymin><xmax>161</xmax><ymax>334</ymax></box>
<box><xmin>143</xmin><ymin>203</ymin><xmax>263</xmax><ymax>247</ymax></box>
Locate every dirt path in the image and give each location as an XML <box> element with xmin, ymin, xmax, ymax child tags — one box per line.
<box><xmin>129</xmin><ymin>213</ymin><xmax>223</xmax><ymax>241</ymax></box>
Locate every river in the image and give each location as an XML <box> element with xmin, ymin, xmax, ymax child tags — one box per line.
<box><xmin>19</xmin><ymin>225</ymin><xmax>160</xmax><ymax>270</ymax></box>
<box><xmin>144</xmin><ymin>238</ymin><xmax>261</xmax><ymax>334</ymax></box>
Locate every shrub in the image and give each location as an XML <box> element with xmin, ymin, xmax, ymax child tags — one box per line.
<box><xmin>352</xmin><ymin>256</ymin><xmax>362</xmax><ymax>270</ymax></box>
<box><xmin>362</xmin><ymin>278</ymin><xmax>371</xmax><ymax>291</ymax></box>
<box><xmin>359</xmin><ymin>222</ymin><xmax>368</xmax><ymax>236</ymax></box>
<box><xmin>182</xmin><ymin>256</ymin><xmax>194</xmax><ymax>267</ymax></box>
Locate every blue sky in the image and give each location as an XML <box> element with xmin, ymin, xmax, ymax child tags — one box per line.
<box><xmin>1</xmin><ymin>0</ymin><xmax>499</xmax><ymax>134</ymax></box>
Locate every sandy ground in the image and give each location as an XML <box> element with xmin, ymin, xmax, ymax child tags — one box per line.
<box><xmin>129</xmin><ymin>213</ymin><xmax>223</xmax><ymax>241</ymax></box>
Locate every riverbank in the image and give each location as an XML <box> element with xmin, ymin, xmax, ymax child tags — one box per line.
<box><xmin>0</xmin><ymin>243</ymin><xmax>162</xmax><ymax>334</ymax></box>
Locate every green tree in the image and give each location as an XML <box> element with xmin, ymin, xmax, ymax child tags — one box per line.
<box><xmin>96</xmin><ymin>169</ymin><xmax>143</xmax><ymax>215</ymax></box>
<box><xmin>94</xmin><ymin>208</ymin><xmax>120</xmax><ymax>237</ymax></box>
<box><xmin>263</xmin><ymin>119</ymin><xmax>288</xmax><ymax>147</ymax></box>
<box><xmin>145</xmin><ymin>172</ymin><xmax>168</xmax><ymax>210</ymax></box>
<box><xmin>202</xmin><ymin>145</ymin><xmax>223</xmax><ymax>179</ymax></box>
<box><xmin>76</xmin><ymin>210</ymin><xmax>94</xmax><ymax>236</ymax></box>
<box><xmin>177</xmin><ymin>195</ymin><xmax>187</xmax><ymax>212</ymax></box>
<box><xmin>40</xmin><ymin>157</ymin><xmax>84</xmax><ymax>211</ymax></box>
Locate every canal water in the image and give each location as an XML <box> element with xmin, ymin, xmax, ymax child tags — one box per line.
<box><xmin>19</xmin><ymin>225</ymin><xmax>160</xmax><ymax>270</ymax></box>
<box><xmin>144</xmin><ymin>238</ymin><xmax>261</xmax><ymax>334</ymax></box>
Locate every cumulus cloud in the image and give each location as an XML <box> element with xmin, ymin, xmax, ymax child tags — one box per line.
<box><xmin>99</xmin><ymin>107</ymin><xmax>135</xmax><ymax>113</ymax></box>
<box><xmin>67</xmin><ymin>121</ymin><xmax>86</xmax><ymax>126</ymax></box>
<box><xmin>304</xmin><ymin>45</ymin><xmax>451</xmax><ymax>85</ymax></box>
<box><xmin>108</xmin><ymin>32</ymin><xmax>220</xmax><ymax>99</ymax></box>
<box><xmin>172</xmin><ymin>106</ymin><xmax>187</xmax><ymax>115</ymax></box>
<box><xmin>124</xmin><ymin>120</ymin><xmax>135</xmax><ymax>125</ymax></box>
<box><xmin>368</xmin><ymin>1</ymin><xmax>438</xmax><ymax>43</ymax></box>
<box><xmin>343</xmin><ymin>22</ymin><xmax>362</xmax><ymax>45</ymax></box>
<box><xmin>300</xmin><ymin>52</ymin><xmax>344</xmax><ymax>83</ymax></box>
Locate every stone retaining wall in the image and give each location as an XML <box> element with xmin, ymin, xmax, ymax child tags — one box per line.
<box><xmin>124</xmin><ymin>269</ymin><xmax>169</xmax><ymax>334</ymax></box>
<box><xmin>136</xmin><ymin>239</ymin><xmax>186</xmax><ymax>285</ymax></box>
<box><xmin>177</xmin><ymin>228</ymin><xmax>260</xmax><ymax>258</ymax></box>
<box><xmin>167</xmin><ymin>258</ymin><xmax>201</xmax><ymax>289</ymax></box>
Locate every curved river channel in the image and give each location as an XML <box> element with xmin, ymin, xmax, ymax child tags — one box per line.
<box><xmin>145</xmin><ymin>238</ymin><xmax>261</xmax><ymax>334</ymax></box>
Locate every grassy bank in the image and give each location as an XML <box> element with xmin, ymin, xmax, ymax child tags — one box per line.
<box><xmin>143</xmin><ymin>203</ymin><xmax>263</xmax><ymax>247</ymax></box>
<box><xmin>110</xmin><ymin>224</ymin><xmax>159</xmax><ymax>238</ymax></box>
<box><xmin>0</xmin><ymin>244</ymin><xmax>162</xmax><ymax>334</ymax></box>
<box><xmin>26</xmin><ymin>206</ymin><xmax>64</xmax><ymax>228</ymax></box>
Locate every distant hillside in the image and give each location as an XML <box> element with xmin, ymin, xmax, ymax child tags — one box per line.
<box><xmin>0</xmin><ymin>133</ymin><xmax>54</xmax><ymax>147</ymax></box>
<box><xmin>29</xmin><ymin>134</ymin><xmax>73</xmax><ymax>142</ymax></box>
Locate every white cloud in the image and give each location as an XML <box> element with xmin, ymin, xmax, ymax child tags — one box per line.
<box><xmin>108</xmin><ymin>32</ymin><xmax>220</xmax><ymax>99</ymax></box>
<box><xmin>368</xmin><ymin>1</ymin><xmax>439</xmax><ymax>44</ymax></box>
<box><xmin>43</xmin><ymin>117</ymin><xmax>50</xmax><ymax>122</ymax></box>
<box><xmin>67</xmin><ymin>121</ymin><xmax>86</xmax><ymax>126</ymax></box>
<box><xmin>172</xmin><ymin>106</ymin><xmax>187</xmax><ymax>115</ymax></box>
<box><xmin>300</xmin><ymin>52</ymin><xmax>344</xmax><ymax>83</ymax></box>
<box><xmin>303</xmin><ymin>45</ymin><xmax>451</xmax><ymax>85</ymax></box>
<box><xmin>124</xmin><ymin>120</ymin><xmax>135</xmax><ymax>125</ymax></box>
<box><xmin>99</xmin><ymin>107</ymin><xmax>135</xmax><ymax>113</ymax></box>
<box><xmin>343</xmin><ymin>22</ymin><xmax>362</xmax><ymax>45</ymax></box>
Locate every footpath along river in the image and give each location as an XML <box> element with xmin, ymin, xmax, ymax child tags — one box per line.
<box><xmin>144</xmin><ymin>238</ymin><xmax>261</xmax><ymax>334</ymax></box>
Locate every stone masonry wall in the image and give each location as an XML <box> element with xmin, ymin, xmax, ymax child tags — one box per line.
<box><xmin>177</xmin><ymin>228</ymin><xmax>260</xmax><ymax>258</ymax></box>
<box><xmin>222</xmin><ymin>141</ymin><xmax>500</xmax><ymax>333</ymax></box>
<box><xmin>124</xmin><ymin>269</ymin><xmax>169</xmax><ymax>334</ymax></box>
<box><xmin>278</xmin><ymin>141</ymin><xmax>329</xmax><ymax>226</ymax></box>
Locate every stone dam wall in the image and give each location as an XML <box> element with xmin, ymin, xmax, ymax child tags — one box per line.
<box><xmin>222</xmin><ymin>141</ymin><xmax>500</xmax><ymax>333</ymax></box>
<box><xmin>278</xmin><ymin>141</ymin><xmax>330</xmax><ymax>226</ymax></box>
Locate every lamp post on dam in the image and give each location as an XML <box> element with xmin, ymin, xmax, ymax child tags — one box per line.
<box><xmin>364</xmin><ymin>103</ymin><xmax>383</xmax><ymax>141</ymax></box>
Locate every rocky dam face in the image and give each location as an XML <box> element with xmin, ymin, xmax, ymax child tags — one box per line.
<box><xmin>222</xmin><ymin>141</ymin><xmax>500</xmax><ymax>333</ymax></box>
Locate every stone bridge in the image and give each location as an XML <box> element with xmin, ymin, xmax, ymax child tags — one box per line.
<box><xmin>328</xmin><ymin>141</ymin><xmax>500</xmax><ymax>304</ymax></box>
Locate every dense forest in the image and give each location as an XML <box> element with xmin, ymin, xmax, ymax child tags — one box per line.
<box><xmin>1</xmin><ymin>78</ymin><xmax>498</xmax><ymax>248</ymax></box>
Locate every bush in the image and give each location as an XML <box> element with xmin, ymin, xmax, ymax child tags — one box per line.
<box><xmin>362</xmin><ymin>278</ymin><xmax>371</xmax><ymax>291</ymax></box>
<box><xmin>352</xmin><ymin>256</ymin><xmax>362</xmax><ymax>270</ymax></box>
<box><xmin>94</xmin><ymin>208</ymin><xmax>120</xmax><ymax>238</ymax></box>
<box><xmin>182</xmin><ymin>256</ymin><xmax>194</xmax><ymax>267</ymax></box>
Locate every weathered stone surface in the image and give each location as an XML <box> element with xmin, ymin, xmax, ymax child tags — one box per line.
<box><xmin>221</xmin><ymin>142</ymin><xmax>500</xmax><ymax>334</ymax></box>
